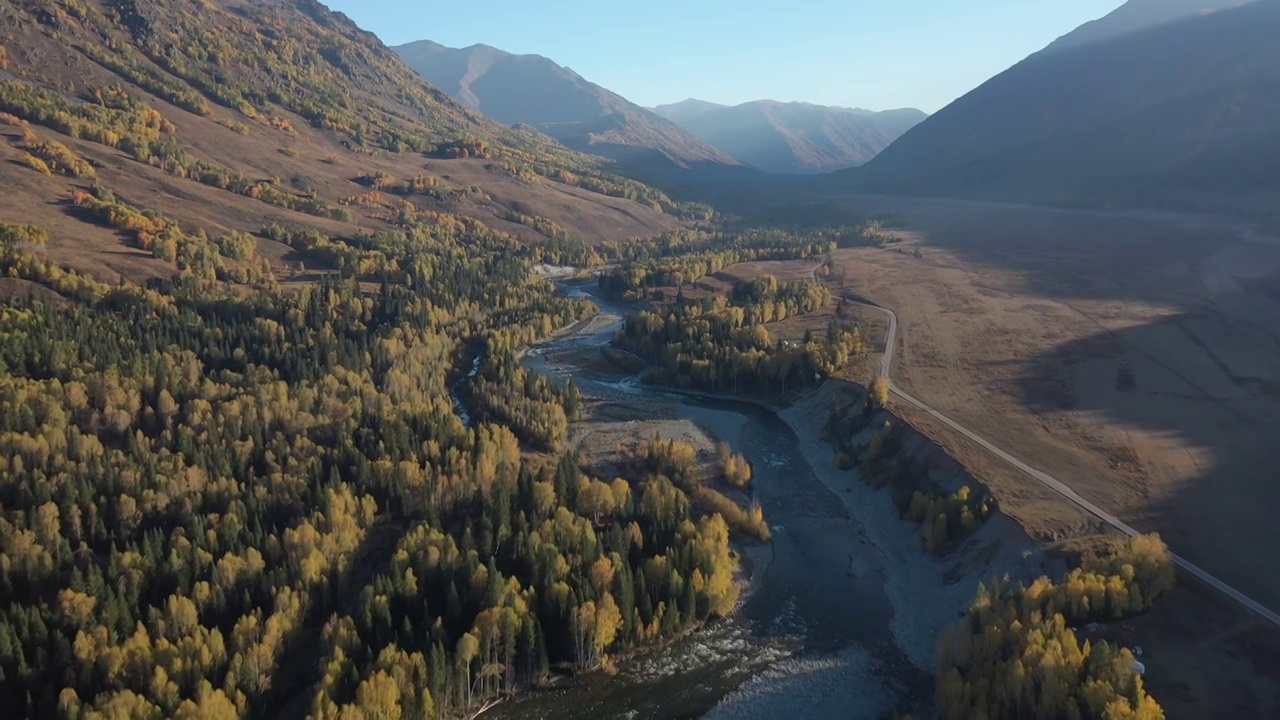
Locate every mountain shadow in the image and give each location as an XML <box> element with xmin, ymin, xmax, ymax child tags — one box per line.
<box><xmin>844</xmin><ymin>0</ymin><xmax>1280</xmax><ymax>226</ymax></box>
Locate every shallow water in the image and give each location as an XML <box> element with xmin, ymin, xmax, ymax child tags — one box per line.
<box><xmin>487</xmin><ymin>283</ymin><xmax>927</xmax><ymax>720</ymax></box>
<box><xmin>451</xmin><ymin>354</ymin><xmax>483</xmax><ymax>427</ymax></box>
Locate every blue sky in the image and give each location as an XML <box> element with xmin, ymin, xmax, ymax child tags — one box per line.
<box><xmin>327</xmin><ymin>0</ymin><xmax>1124</xmax><ymax>113</ymax></box>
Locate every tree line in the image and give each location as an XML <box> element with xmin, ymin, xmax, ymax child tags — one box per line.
<box><xmin>616</xmin><ymin>278</ymin><xmax>862</xmax><ymax>396</ymax></box>
<box><xmin>935</xmin><ymin>535</ymin><xmax>1173</xmax><ymax>720</ymax></box>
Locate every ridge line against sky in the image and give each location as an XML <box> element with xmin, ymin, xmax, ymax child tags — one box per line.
<box><xmin>326</xmin><ymin>0</ymin><xmax>1125</xmax><ymax>113</ymax></box>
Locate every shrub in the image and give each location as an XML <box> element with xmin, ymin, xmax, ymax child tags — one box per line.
<box><xmin>835</xmin><ymin>452</ymin><xmax>856</xmax><ymax>471</ymax></box>
<box><xmin>215</xmin><ymin>231</ymin><xmax>257</xmax><ymax>260</ymax></box>
<box><xmin>28</xmin><ymin>140</ymin><xmax>95</xmax><ymax>178</ymax></box>
<box><xmin>268</xmin><ymin>116</ymin><xmax>296</xmax><ymax>135</ymax></box>
<box><xmin>693</xmin><ymin>487</ymin><xmax>770</xmax><ymax>542</ymax></box>
<box><xmin>0</xmin><ymin>224</ymin><xmax>49</xmax><ymax>254</ymax></box>
<box><xmin>716</xmin><ymin>442</ymin><xmax>753</xmax><ymax>488</ymax></box>
<box><xmin>21</xmin><ymin>154</ymin><xmax>52</xmax><ymax>176</ymax></box>
<box><xmin>216</xmin><ymin>117</ymin><xmax>249</xmax><ymax>135</ymax></box>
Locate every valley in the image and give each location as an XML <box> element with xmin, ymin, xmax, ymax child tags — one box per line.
<box><xmin>1</xmin><ymin>0</ymin><xmax>1278</xmax><ymax>719</ymax></box>
<box><xmin>547</xmin><ymin>196</ymin><xmax>1280</xmax><ymax>716</ymax></box>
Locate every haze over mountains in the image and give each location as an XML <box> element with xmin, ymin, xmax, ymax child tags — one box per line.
<box><xmin>848</xmin><ymin>0</ymin><xmax>1280</xmax><ymax>220</ymax></box>
<box><xmin>652</xmin><ymin>100</ymin><xmax>926</xmax><ymax>174</ymax></box>
<box><xmin>394</xmin><ymin>40</ymin><xmax>736</xmax><ymax>169</ymax></box>
<box><xmin>395</xmin><ymin>39</ymin><xmax>922</xmax><ymax>176</ymax></box>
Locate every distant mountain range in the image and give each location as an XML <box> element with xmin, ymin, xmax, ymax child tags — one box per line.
<box><xmin>844</xmin><ymin>0</ymin><xmax>1279</xmax><ymax>219</ymax></box>
<box><xmin>394</xmin><ymin>40</ymin><xmax>922</xmax><ymax>176</ymax></box>
<box><xmin>394</xmin><ymin>40</ymin><xmax>736</xmax><ymax>168</ymax></box>
<box><xmin>652</xmin><ymin>100</ymin><xmax>926</xmax><ymax>174</ymax></box>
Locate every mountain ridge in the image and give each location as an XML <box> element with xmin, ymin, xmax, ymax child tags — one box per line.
<box><xmin>1041</xmin><ymin>0</ymin><xmax>1255</xmax><ymax>53</ymax></box>
<box><xmin>0</xmin><ymin>0</ymin><xmax>685</xmax><ymax>284</ymax></box>
<box><xmin>844</xmin><ymin>0</ymin><xmax>1280</xmax><ymax>221</ymax></box>
<box><xmin>652</xmin><ymin>98</ymin><xmax>926</xmax><ymax>174</ymax></box>
<box><xmin>394</xmin><ymin>39</ymin><xmax>737</xmax><ymax>168</ymax></box>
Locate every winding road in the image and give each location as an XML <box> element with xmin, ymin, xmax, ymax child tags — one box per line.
<box><xmin>813</xmin><ymin>262</ymin><xmax>1280</xmax><ymax>628</ymax></box>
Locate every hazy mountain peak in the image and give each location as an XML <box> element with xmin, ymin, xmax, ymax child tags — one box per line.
<box><xmin>650</xmin><ymin>99</ymin><xmax>728</xmax><ymax>123</ymax></box>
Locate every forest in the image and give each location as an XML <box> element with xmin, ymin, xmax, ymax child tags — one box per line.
<box><xmin>615</xmin><ymin>274</ymin><xmax>863</xmax><ymax>396</ymax></box>
<box><xmin>590</xmin><ymin>217</ymin><xmax>899</xmax><ymax>301</ymax></box>
<box><xmin>935</xmin><ymin>535</ymin><xmax>1174</xmax><ymax>720</ymax></box>
<box><xmin>0</xmin><ymin>2</ymin><xmax>773</xmax><ymax>713</ymax></box>
<box><xmin>0</xmin><ymin>198</ymin><xmax>745</xmax><ymax>719</ymax></box>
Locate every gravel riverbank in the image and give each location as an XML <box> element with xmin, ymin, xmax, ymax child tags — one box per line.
<box><xmin>778</xmin><ymin>388</ymin><xmax>1037</xmax><ymax>671</ymax></box>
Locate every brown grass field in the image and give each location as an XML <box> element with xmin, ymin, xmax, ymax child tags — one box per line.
<box><xmin>0</xmin><ymin>103</ymin><xmax>678</xmax><ymax>286</ymax></box>
<box><xmin>701</xmin><ymin>195</ymin><xmax>1280</xmax><ymax>719</ymax></box>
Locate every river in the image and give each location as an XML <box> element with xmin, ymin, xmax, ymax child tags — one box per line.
<box><xmin>480</xmin><ymin>282</ymin><xmax>929</xmax><ymax>719</ymax></box>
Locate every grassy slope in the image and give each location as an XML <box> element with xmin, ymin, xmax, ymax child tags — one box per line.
<box><xmin>0</xmin><ymin>0</ymin><xmax>680</xmax><ymax>283</ymax></box>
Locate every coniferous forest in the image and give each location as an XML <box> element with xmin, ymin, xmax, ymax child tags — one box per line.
<box><xmin>0</xmin><ymin>212</ymin><xmax>743</xmax><ymax>718</ymax></box>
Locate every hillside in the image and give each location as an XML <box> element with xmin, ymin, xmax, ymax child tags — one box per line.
<box><xmin>652</xmin><ymin>99</ymin><xmax>926</xmax><ymax>174</ymax></box>
<box><xmin>394</xmin><ymin>40</ymin><xmax>737</xmax><ymax>168</ymax></box>
<box><xmin>846</xmin><ymin>0</ymin><xmax>1280</xmax><ymax>221</ymax></box>
<box><xmin>0</xmin><ymin>0</ymin><xmax>686</xmax><ymax>284</ymax></box>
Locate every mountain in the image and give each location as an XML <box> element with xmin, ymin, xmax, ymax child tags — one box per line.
<box><xmin>652</xmin><ymin>99</ymin><xmax>728</xmax><ymax>125</ymax></box>
<box><xmin>847</xmin><ymin>0</ymin><xmax>1280</xmax><ymax>220</ymax></box>
<box><xmin>394</xmin><ymin>40</ymin><xmax>737</xmax><ymax>168</ymax></box>
<box><xmin>652</xmin><ymin>100</ymin><xmax>926</xmax><ymax>174</ymax></box>
<box><xmin>0</xmin><ymin>0</ymin><xmax>683</xmax><ymax>284</ymax></box>
<box><xmin>1041</xmin><ymin>0</ymin><xmax>1255</xmax><ymax>53</ymax></box>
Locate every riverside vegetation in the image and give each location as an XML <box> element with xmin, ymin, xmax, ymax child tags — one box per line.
<box><xmin>614</xmin><ymin>274</ymin><xmax>865</xmax><ymax>396</ymax></box>
<box><xmin>830</xmin><ymin>391</ymin><xmax>1175</xmax><ymax>720</ymax></box>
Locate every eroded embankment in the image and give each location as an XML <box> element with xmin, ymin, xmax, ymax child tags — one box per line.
<box><xmin>779</xmin><ymin>379</ymin><xmax>1042</xmax><ymax>671</ymax></box>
